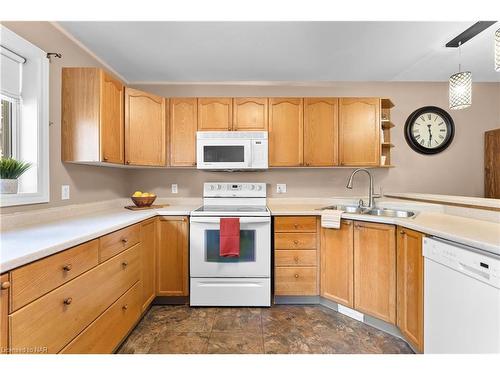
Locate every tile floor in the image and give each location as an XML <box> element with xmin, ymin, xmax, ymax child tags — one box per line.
<box><xmin>118</xmin><ymin>305</ymin><xmax>413</xmax><ymax>354</ymax></box>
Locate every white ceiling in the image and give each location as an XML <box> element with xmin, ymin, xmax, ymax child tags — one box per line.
<box><xmin>58</xmin><ymin>21</ymin><xmax>500</xmax><ymax>83</ymax></box>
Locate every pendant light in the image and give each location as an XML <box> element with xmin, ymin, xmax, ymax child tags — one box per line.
<box><xmin>449</xmin><ymin>41</ymin><xmax>472</xmax><ymax>110</ymax></box>
<box><xmin>495</xmin><ymin>28</ymin><xmax>500</xmax><ymax>72</ymax></box>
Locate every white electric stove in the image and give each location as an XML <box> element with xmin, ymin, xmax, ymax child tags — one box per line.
<box><xmin>189</xmin><ymin>182</ymin><xmax>271</xmax><ymax>307</ymax></box>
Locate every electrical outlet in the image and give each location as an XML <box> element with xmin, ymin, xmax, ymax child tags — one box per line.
<box><xmin>61</xmin><ymin>185</ymin><xmax>70</xmax><ymax>200</ymax></box>
<box><xmin>276</xmin><ymin>184</ymin><xmax>287</xmax><ymax>194</ymax></box>
<box><xmin>171</xmin><ymin>184</ymin><xmax>178</xmax><ymax>194</ymax></box>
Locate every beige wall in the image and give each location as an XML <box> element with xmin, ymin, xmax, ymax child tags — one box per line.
<box><xmin>1</xmin><ymin>22</ymin><xmax>129</xmax><ymax>214</ymax></box>
<box><xmin>1</xmin><ymin>22</ymin><xmax>499</xmax><ymax>214</ymax></box>
<box><xmin>128</xmin><ymin>82</ymin><xmax>500</xmax><ymax>199</ymax></box>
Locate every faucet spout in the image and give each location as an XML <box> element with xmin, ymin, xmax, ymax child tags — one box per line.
<box><xmin>345</xmin><ymin>168</ymin><xmax>376</xmax><ymax>209</ymax></box>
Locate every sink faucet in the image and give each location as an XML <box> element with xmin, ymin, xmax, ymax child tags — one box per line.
<box><xmin>346</xmin><ymin>168</ymin><xmax>379</xmax><ymax>209</ymax></box>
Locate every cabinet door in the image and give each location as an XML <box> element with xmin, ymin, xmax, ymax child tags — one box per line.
<box><xmin>157</xmin><ymin>216</ymin><xmax>189</xmax><ymax>296</ymax></box>
<box><xmin>269</xmin><ymin>98</ymin><xmax>303</xmax><ymax>166</ymax></box>
<box><xmin>339</xmin><ymin>98</ymin><xmax>381</xmax><ymax>166</ymax></box>
<box><xmin>169</xmin><ymin>98</ymin><xmax>198</xmax><ymax>167</ymax></box>
<box><xmin>1</xmin><ymin>273</ymin><xmax>9</xmax><ymax>353</ymax></box>
<box><xmin>397</xmin><ymin>227</ymin><xmax>424</xmax><ymax>352</ymax></box>
<box><xmin>140</xmin><ymin>218</ymin><xmax>157</xmax><ymax>311</ymax></box>
<box><xmin>320</xmin><ymin>220</ymin><xmax>354</xmax><ymax>307</ymax></box>
<box><xmin>124</xmin><ymin>88</ymin><xmax>167</xmax><ymax>166</ymax></box>
<box><xmin>233</xmin><ymin>97</ymin><xmax>268</xmax><ymax>131</ymax></box>
<box><xmin>198</xmin><ymin>98</ymin><xmax>232</xmax><ymax>131</ymax></box>
<box><xmin>354</xmin><ymin>221</ymin><xmax>396</xmax><ymax>323</ymax></box>
<box><xmin>100</xmin><ymin>71</ymin><xmax>124</xmax><ymax>164</ymax></box>
<box><xmin>304</xmin><ymin>98</ymin><xmax>339</xmax><ymax>166</ymax></box>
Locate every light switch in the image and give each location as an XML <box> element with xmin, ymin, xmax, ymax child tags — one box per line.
<box><xmin>276</xmin><ymin>184</ymin><xmax>287</xmax><ymax>194</ymax></box>
<box><xmin>61</xmin><ymin>185</ymin><xmax>70</xmax><ymax>200</ymax></box>
<box><xmin>171</xmin><ymin>184</ymin><xmax>178</xmax><ymax>194</ymax></box>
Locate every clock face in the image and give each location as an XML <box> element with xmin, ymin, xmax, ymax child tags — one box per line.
<box><xmin>404</xmin><ymin>106</ymin><xmax>455</xmax><ymax>155</ymax></box>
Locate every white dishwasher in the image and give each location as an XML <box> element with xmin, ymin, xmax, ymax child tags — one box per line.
<box><xmin>423</xmin><ymin>237</ymin><xmax>500</xmax><ymax>353</ymax></box>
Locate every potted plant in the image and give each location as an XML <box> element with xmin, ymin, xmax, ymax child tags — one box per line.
<box><xmin>0</xmin><ymin>158</ymin><xmax>31</xmax><ymax>194</ymax></box>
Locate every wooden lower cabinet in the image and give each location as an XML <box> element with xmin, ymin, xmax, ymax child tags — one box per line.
<box><xmin>1</xmin><ymin>274</ymin><xmax>9</xmax><ymax>353</ymax></box>
<box><xmin>320</xmin><ymin>220</ymin><xmax>354</xmax><ymax>308</ymax></box>
<box><xmin>60</xmin><ymin>282</ymin><xmax>141</xmax><ymax>354</ymax></box>
<box><xmin>353</xmin><ymin>221</ymin><xmax>396</xmax><ymax>324</ymax></box>
<box><xmin>140</xmin><ymin>219</ymin><xmax>157</xmax><ymax>311</ymax></box>
<box><xmin>157</xmin><ymin>216</ymin><xmax>189</xmax><ymax>296</ymax></box>
<box><xmin>275</xmin><ymin>267</ymin><xmax>317</xmax><ymax>295</ymax></box>
<box><xmin>9</xmin><ymin>245</ymin><xmax>140</xmax><ymax>353</ymax></box>
<box><xmin>397</xmin><ymin>227</ymin><xmax>424</xmax><ymax>352</ymax></box>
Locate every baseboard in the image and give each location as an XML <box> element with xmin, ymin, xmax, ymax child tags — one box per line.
<box><xmin>153</xmin><ymin>296</ymin><xmax>189</xmax><ymax>305</ymax></box>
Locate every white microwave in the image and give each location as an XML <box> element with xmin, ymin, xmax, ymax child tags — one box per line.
<box><xmin>196</xmin><ymin>131</ymin><xmax>268</xmax><ymax>170</ymax></box>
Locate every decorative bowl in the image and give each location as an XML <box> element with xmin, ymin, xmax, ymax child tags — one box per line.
<box><xmin>131</xmin><ymin>195</ymin><xmax>156</xmax><ymax>207</ymax></box>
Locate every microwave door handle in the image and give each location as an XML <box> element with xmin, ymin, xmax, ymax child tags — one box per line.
<box><xmin>190</xmin><ymin>217</ymin><xmax>270</xmax><ymax>224</ymax></box>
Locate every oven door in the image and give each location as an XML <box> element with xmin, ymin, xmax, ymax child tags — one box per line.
<box><xmin>190</xmin><ymin>216</ymin><xmax>271</xmax><ymax>277</ymax></box>
<box><xmin>196</xmin><ymin>139</ymin><xmax>251</xmax><ymax>169</ymax></box>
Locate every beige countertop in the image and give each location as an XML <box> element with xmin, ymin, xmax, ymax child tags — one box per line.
<box><xmin>1</xmin><ymin>196</ymin><xmax>499</xmax><ymax>273</ymax></box>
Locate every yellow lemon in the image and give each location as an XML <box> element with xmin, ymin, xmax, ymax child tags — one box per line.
<box><xmin>141</xmin><ymin>192</ymin><xmax>150</xmax><ymax>197</ymax></box>
<box><xmin>132</xmin><ymin>191</ymin><xmax>142</xmax><ymax>197</ymax></box>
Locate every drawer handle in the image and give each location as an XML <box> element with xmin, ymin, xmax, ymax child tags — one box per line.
<box><xmin>62</xmin><ymin>263</ymin><xmax>72</xmax><ymax>272</ymax></box>
<box><xmin>293</xmin><ymin>240</ymin><xmax>299</xmax><ymax>245</ymax></box>
<box><xmin>121</xmin><ymin>238</ymin><xmax>129</xmax><ymax>244</ymax></box>
<box><xmin>122</xmin><ymin>261</ymin><xmax>129</xmax><ymax>268</ymax></box>
<box><xmin>294</xmin><ymin>256</ymin><xmax>299</xmax><ymax>263</ymax></box>
<box><xmin>294</xmin><ymin>274</ymin><xmax>299</xmax><ymax>279</ymax></box>
<box><xmin>293</xmin><ymin>224</ymin><xmax>299</xmax><ymax>229</ymax></box>
<box><xmin>63</xmin><ymin>297</ymin><xmax>73</xmax><ymax>305</ymax></box>
<box><xmin>122</xmin><ymin>304</ymin><xmax>128</xmax><ymax>311</ymax></box>
<box><xmin>1</xmin><ymin>281</ymin><xmax>10</xmax><ymax>290</ymax></box>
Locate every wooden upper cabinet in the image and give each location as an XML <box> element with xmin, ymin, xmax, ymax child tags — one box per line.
<box><xmin>62</xmin><ymin>67</ymin><xmax>124</xmax><ymax>164</ymax></box>
<box><xmin>304</xmin><ymin>98</ymin><xmax>339</xmax><ymax>166</ymax></box>
<box><xmin>124</xmin><ymin>88</ymin><xmax>167</xmax><ymax>166</ymax></box>
<box><xmin>269</xmin><ymin>98</ymin><xmax>303</xmax><ymax>166</ymax></box>
<box><xmin>339</xmin><ymin>98</ymin><xmax>381</xmax><ymax>166</ymax></box>
<box><xmin>320</xmin><ymin>220</ymin><xmax>354</xmax><ymax>307</ymax></box>
<box><xmin>397</xmin><ymin>227</ymin><xmax>424</xmax><ymax>352</ymax></box>
<box><xmin>233</xmin><ymin>98</ymin><xmax>268</xmax><ymax>131</ymax></box>
<box><xmin>198</xmin><ymin>98</ymin><xmax>232</xmax><ymax>131</ymax></box>
<box><xmin>353</xmin><ymin>221</ymin><xmax>396</xmax><ymax>324</ymax></box>
<box><xmin>169</xmin><ymin>98</ymin><xmax>198</xmax><ymax>167</ymax></box>
<box><xmin>1</xmin><ymin>273</ymin><xmax>9</xmax><ymax>353</ymax></box>
<box><xmin>157</xmin><ymin>216</ymin><xmax>189</xmax><ymax>297</ymax></box>
<box><xmin>100</xmin><ymin>71</ymin><xmax>125</xmax><ymax>164</ymax></box>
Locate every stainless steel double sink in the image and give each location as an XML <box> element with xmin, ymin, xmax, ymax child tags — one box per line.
<box><xmin>317</xmin><ymin>205</ymin><xmax>415</xmax><ymax>218</ymax></box>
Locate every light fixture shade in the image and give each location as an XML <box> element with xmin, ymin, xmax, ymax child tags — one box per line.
<box><xmin>449</xmin><ymin>71</ymin><xmax>472</xmax><ymax>110</ymax></box>
<box><xmin>495</xmin><ymin>28</ymin><xmax>500</xmax><ymax>72</ymax></box>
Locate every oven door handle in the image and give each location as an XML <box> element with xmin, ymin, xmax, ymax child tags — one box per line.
<box><xmin>190</xmin><ymin>217</ymin><xmax>271</xmax><ymax>224</ymax></box>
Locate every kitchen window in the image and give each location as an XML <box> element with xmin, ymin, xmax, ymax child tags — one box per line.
<box><xmin>0</xmin><ymin>26</ymin><xmax>49</xmax><ymax>207</ymax></box>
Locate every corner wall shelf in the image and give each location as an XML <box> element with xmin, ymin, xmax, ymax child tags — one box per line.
<box><xmin>381</xmin><ymin>98</ymin><xmax>395</xmax><ymax>167</ymax></box>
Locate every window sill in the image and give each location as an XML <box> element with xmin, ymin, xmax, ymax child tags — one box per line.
<box><xmin>0</xmin><ymin>192</ymin><xmax>49</xmax><ymax>207</ymax></box>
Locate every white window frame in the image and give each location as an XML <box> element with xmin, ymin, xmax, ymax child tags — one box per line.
<box><xmin>0</xmin><ymin>25</ymin><xmax>49</xmax><ymax>207</ymax></box>
<box><xmin>1</xmin><ymin>93</ymin><xmax>20</xmax><ymax>159</ymax></box>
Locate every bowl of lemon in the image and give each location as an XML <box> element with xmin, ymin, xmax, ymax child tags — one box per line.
<box><xmin>131</xmin><ymin>191</ymin><xmax>157</xmax><ymax>207</ymax></box>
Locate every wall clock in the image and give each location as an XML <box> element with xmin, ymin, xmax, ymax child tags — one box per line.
<box><xmin>404</xmin><ymin>106</ymin><xmax>455</xmax><ymax>155</ymax></box>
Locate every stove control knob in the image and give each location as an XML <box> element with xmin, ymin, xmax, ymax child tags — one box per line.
<box><xmin>256</xmin><ymin>185</ymin><xmax>262</xmax><ymax>191</ymax></box>
<box><xmin>249</xmin><ymin>185</ymin><xmax>255</xmax><ymax>190</ymax></box>
<box><xmin>209</xmin><ymin>185</ymin><xmax>215</xmax><ymax>190</ymax></box>
<box><xmin>216</xmin><ymin>184</ymin><xmax>222</xmax><ymax>190</ymax></box>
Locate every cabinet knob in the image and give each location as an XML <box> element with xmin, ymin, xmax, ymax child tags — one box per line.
<box><xmin>293</xmin><ymin>224</ymin><xmax>299</xmax><ymax>228</ymax></box>
<box><xmin>121</xmin><ymin>238</ymin><xmax>128</xmax><ymax>244</ymax></box>
<box><xmin>192</xmin><ymin>162</ymin><xmax>197</xmax><ymax>166</ymax></box>
<box><xmin>293</xmin><ymin>240</ymin><xmax>299</xmax><ymax>245</ymax></box>
<box><xmin>122</xmin><ymin>261</ymin><xmax>129</xmax><ymax>268</ymax></box>
<box><xmin>400</xmin><ymin>230</ymin><xmax>405</xmax><ymax>235</ymax></box>
<box><xmin>294</xmin><ymin>274</ymin><xmax>299</xmax><ymax>279</ymax></box>
<box><xmin>344</xmin><ymin>221</ymin><xmax>351</xmax><ymax>226</ymax></box>
<box><xmin>103</xmin><ymin>156</ymin><xmax>108</xmax><ymax>162</ymax></box>
<box><xmin>1</xmin><ymin>281</ymin><xmax>10</xmax><ymax>290</ymax></box>
<box><xmin>126</xmin><ymin>160</ymin><xmax>130</xmax><ymax>165</ymax></box>
<box><xmin>63</xmin><ymin>297</ymin><xmax>73</xmax><ymax>305</ymax></box>
<box><xmin>294</xmin><ymin>256</ymin><xmax>299</xmax><ymax>263</ymax></box>
<box><xmin>62</xmin><ymin>264</ymin><xmax>73</xmax><ymax>272</ymax></box>
<box><xmin>122</xmin><ymin>304</ymin><xmax>128</xmax><ymax>311</ymax></box>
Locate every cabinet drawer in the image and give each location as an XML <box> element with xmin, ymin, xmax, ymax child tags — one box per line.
<box><xmin>99</xmin><ymin>224</ymin><xmax>140</xmax><ymax>262</ymax></box>
<box><xmin>274</xmin><ymin>267</ymin><xmax>317</xmax><ymax>296</ymax></box>
<box><xmin>274</xmin><ymin>216</ymin><xmax>317</xmax><ymax>233</ymax></box>
<box><xmin>275</xmin><ymin>233</ymin><xmax>317</xmax><ymax>249</ymax></box>
<box><xmin>275</xmin><ymin>250</ymin><xmax>317</xmax><ymax>267</ymax></box>
<box><xmin>60</xmin><ymin>281</ymin><xmax>141</xmax><ymax>354</ymax></box>
<box><xmin>10</xmin><ymin>240</ymin><xmax>99</xmax><ymax>312</ymax></box>
<box><xmin>9</xmin><ymin>244</ymin><xmax>140</xmax><ymax>354</ymax></box>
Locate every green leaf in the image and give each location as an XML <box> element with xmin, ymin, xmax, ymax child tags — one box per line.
<box><xmin>0</xmin><ymin>158</ymin><xmax>32</xmax><ymax>179</ymax></box>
